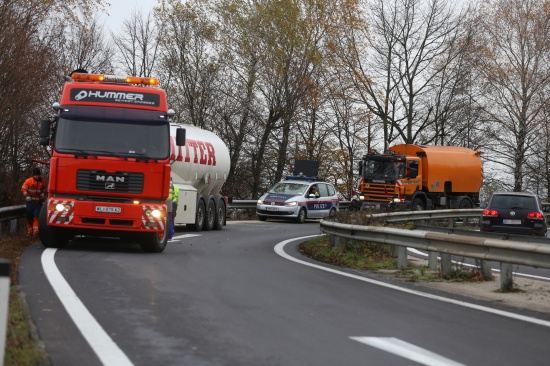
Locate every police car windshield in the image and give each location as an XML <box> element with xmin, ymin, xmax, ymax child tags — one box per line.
<box><xmin>269</xmin><ymin>182</ymin><xmax>309</xmax><ymax>195</ymax></box>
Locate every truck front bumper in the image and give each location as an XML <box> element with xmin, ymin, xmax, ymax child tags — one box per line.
<box><xmin>45</xmin><ymin>198</ymin><xmax>168</xmax><ymax>233</ymax></box>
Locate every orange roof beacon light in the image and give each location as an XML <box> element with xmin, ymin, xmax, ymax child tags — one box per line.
<box><xmin>70</xmin><ymin>73</ymin><xmax>159</xmax><ymax>86</ymax></box>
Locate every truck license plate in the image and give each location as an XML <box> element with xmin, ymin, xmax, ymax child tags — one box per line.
<box><xmin>503</xmin><ymin>219</ymin><xmax>521</xmax><ymax>225</ymax></box>
<box><xmin>95</xmin><ymin>206</ymin><xmax>122</xmax><ymax>214</ymax></box>
<box><xmin>266</xmin><ymin>207</ymin><xmax>278</xmax><ymax>211</ymax></box>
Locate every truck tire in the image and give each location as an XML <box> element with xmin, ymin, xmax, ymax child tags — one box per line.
<box><xmin>38</xmin><ymin>205</ymin><xmax>70</xmax><ymax>248</ymax></box>
<box><xmin>139</xmin><ymin>227</ymin><xmax>168</xmax><ymax>253</ymax></box>
<box><xmin>214</xmin><ymin>199</ymin><xmax>225</xmax><ymax>230</ymax></box>
<box><xmin>411</xmin><ymin>198</ymin><xmax>425</xmax><ymax>211</ymax></box>
<box><xmin>188</xmin><ymin>199</ymin><xmax>206</xmax><ymax>232</ymax></box>
<box><xmin>296</xmin><ymin>208</ymin><xmax>307</xmax><ymax>223</ymax></box>
<box><xmin>205</xmin><ymin>199</ymin><xmax>215</xmax><ymax>231</ymax></box>
<box><xmin>458</xmin><ymin>197</ymin><xmax>473</xmax><ymax>209</ymax></box>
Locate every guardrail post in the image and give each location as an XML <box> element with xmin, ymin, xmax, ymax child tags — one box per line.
<box><xmin>397</xmin><ymin>246</ymin><xmax>408</xmax><ymax>269</ymax></box>
<box><xmin>476</xmin><ymin>259</ymin><xmax>493</xmax><ymax>280</ymax></box>
<box><xmin>330</xmin><ymin>235</ymin><xmax>340</xmax><ymax>247</ymax></box>
<box><xmin>0</xmin><ymin>259</ymin><xmax>10</xmax><ymax>364</ymax></box>
<box><xmin>440</xmin><ymin>253</ymin><xmax>452</xmax><ymax>276</ymax></box>
<box><xmin>500</xmin><ymin>262</ymin><xmax>513</xmax><ymax>292</ymax></box>
<box><xmin>9</xmin><ymin>219</ymin><xmax>17</xmax><ymax>234</ymax></box>
<box><xmin>428</xmin><ymin>252</ymin><xmax>438</xmax><ymax>270</ymax></box>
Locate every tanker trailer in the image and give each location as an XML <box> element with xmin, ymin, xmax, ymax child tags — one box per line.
<box><xmin>169</xmin><ymin>124</ymin><xmax>230</xmax><ymax>231</ymax></box>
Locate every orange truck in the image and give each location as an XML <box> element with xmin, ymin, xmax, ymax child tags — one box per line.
<box><xmin>38</xmin><ymin>72</ymin><xmax>185</xmax><ymax>252</ymax></box>
<box><xmin>353</xmin><ymin>144</ymin><xmax>483</xmax><ymax>211</ymax></box>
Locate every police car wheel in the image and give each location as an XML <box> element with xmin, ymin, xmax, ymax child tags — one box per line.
<box><xmin>257</xmin><ymin>215</ymin><xmax>267</xmax><ymax>221</ymax></box>
<box><xmin>296</xmin><ymin>208</ymin><xmax>306</xmax><ymax>224</ymax></box>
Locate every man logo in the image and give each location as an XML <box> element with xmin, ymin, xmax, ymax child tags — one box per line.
<box><xmin>106</xmin><ymin>183</ymin><xmax>115</xmax><ymax>190</ymax></box>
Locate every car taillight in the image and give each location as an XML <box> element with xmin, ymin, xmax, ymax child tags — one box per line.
<box><xmin>482</xmin><ymin>209</ymin><xmax>498</xmax><ymax>217</ymax></box>
<box><xmin>527</xmin><ymin>212</ymin><xmax>544</xmax><ymax>219</ymax></box>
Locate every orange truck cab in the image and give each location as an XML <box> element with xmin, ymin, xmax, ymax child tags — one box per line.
<box><xmin>38</xmin><ymin>72</ymin><xmax>185</xmax><ymax>252</ymax></box>
<box><xmin>355</xmin><ymin>144</ymin><xmax>483</xmax><ymax>211</ymax></box>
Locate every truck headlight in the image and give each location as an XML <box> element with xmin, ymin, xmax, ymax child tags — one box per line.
<box><xmin>285</xmin><ymin>201</ymin><xmax>298</xmax><ymax>207</ymax></box>
<box><xmin>55</xmin><ymin>203</ymin><xmax>71</xmax><ymax>212</ymax></box>
<box><xmin>145</xmin><ymin>209</ymin><xmax>162</xmax><ymax>218</ymax></box>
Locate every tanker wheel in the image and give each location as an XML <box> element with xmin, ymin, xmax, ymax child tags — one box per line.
<box><xmin>214</xmin><ymin>199</ymin><xmax>226</xmax><ymax>230</ymax></box>
<box><xmin>189</xmin><ymin>199</ymin><xmax>206</xmax><ymax>232</ymax></box>
<box><xmin>39</xmin><ymin>205</ymin><xmax>70</xmax><ymax>249</ymax></box>
<box><xmin>411</xmin><ymin>198</ymin><xmax>425</xmax><ymax>211</ymax></box>
<box><xmin>139</xmin><ymin>226</ymin><xmax>168</xmax><ymax>253</ymax></box>
<box><xmin>205</xmin><ymin>199</ymin><xmax>215</xmax><ymax>231</ymax></box>
<box><xmin>295</xmin><ymin>208</ymin><xmax>307</xmax><ymax>223</ymax></box>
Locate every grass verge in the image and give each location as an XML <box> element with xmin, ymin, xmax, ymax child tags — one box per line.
<box><xmin>0</xmin><ymin>232</ymin><xmax>48</xmax><ymax>365</ymax></box>
<box><xmin>298</xmin><ymin>234</ymin><xmax>488</xmax><ymax>283</ymax></box>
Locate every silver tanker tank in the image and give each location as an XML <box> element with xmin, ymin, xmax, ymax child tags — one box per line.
<box><xmin>169</xmin><ymin>124</ymin><xmax>230</xmax><ymax>230</ymax></box>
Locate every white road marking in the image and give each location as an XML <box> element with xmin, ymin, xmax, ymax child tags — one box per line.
<box><xmin>41</xmin><ymin>249</ymin><xmax>134</xmax><ymax>366</ymax></box>
<box><xmin>407</xmin><ymin>248</ymin><xmax>550</xmax><ymax>281</ymax></box>
<box><xmin>350</xmin><ymin>337</ymin><xmax>466</xmax><ymax>366</ymax></box>
<box><xmin>169</xmin><ymin>234</ymin><xmax>200</xmax><ymax>242</ymax></box>
<box><xmin>274</xmin><ymin>235</ymin><xmax>550</xmax><ymax>328</ymax></box>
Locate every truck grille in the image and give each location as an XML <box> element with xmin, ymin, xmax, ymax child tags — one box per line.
<box><xmin>77</xmin><ymin>170</ymin><xmax>144</xmax><ymax>194</ymax></box>
<box><xmin>361</xmin><ymin>183</ymin><xmax>395</xmax><ymax>202</ymax></box>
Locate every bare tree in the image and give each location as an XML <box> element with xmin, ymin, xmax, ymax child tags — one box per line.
<box><xmin>476</xmin><ymin>0</ymin><xmax>550</xmax><ymax>192</ymax></box>
<box><xmin>328</xmin><ymin>0</ymin><xmax>472</xmax><ymax>150</ymax></box>
<box><xmin>111</xmin><ymin>8</ymin><xmax>160</xmax><ymax>76</ymax></box>
<box><xmin>63</xmin><ymin>16</ymin><xmax>115</xmax><ymax>74</ymax></box>
<box><xmin>0</xmin><ymin>1</ymin><xmax>64</xmax><ymax>205</ymax></box>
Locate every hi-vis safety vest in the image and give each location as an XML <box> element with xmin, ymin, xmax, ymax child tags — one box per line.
<box><xmin>173</xmin><ymin>185</ymin><xmax>179</xmax><ymax>204</ymax></box>
<box><xmin>21</xmin><ymin>177</ymin><xmax>46</xmax><ymax>203</ymax></box>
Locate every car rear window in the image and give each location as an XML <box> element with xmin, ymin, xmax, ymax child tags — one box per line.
<box><xmin>491</xmin><ymin>195</ymin><xmax>537</xmax><ymax>209</ymax></box>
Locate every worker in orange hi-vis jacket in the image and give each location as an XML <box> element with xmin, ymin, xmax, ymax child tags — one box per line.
<box><xmin>21</xmin><ymin>168</ymin><xmax>47</xmax><ymax>236</ymax></box>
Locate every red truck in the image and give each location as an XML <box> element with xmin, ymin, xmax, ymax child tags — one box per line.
<box><xmin>38</xmin><ymin>72</ymin><xmax>185</xmax><ymax>252</ymax></box>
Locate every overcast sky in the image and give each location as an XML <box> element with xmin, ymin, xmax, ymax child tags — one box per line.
<box><xmin>100</xmin><ymin>0</ymin><xmax>157</xmax><ymax>32</ymax></box>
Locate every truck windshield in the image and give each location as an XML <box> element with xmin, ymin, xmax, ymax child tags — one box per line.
<box><xmin>54</xmin><ymin>107</ymin><xmax>169</xmax><ymax>160</ymax></box>
<box><xmin>363</xmin><ymin>160</ymin><xmax>404</xmax><ymax>180</ymax></box>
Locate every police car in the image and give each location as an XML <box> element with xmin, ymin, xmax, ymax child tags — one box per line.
<box><xmin>256</xmin><ymin>175</ymin><xmax>339</xmax><ymax>223</ymax></box>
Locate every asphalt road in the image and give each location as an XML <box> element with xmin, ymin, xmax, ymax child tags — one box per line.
<box><xmin>19</xmin><ymin>220</ymin><xmax>550</xmax><ymax>366</ymax></box>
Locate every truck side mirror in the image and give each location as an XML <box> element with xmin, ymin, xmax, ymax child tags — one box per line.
<box><xmin>176</xmin><ymin>128</ymin><xmax>186</xmax><ymax>146</ymax></box>
<box><xmin>358</xmin><ymin>160</ymin><xmax>363</xmax><ymax>175</ymax></box>
<box><xmin>39</xmin><ymin>119</ymin><xmax>50</xmax><ymax>146</ymax></box>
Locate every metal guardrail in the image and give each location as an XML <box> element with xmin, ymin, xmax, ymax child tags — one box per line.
<box><xmin>320</xmin><ymin>209</ymin><xmax>550</xmax><ymax>291</ymax></box>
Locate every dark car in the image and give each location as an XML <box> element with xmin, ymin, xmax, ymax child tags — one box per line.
<box><xmin>480</xmin><ymin>192</ymin><xmax>547</xmax><ymax>236</ymax></box>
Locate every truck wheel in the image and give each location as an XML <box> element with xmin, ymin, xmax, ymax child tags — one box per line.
<box><xmin>189</xmin><ymin>199</ymin><xmax>206</xmax><ymax>232</ymax></box>
<box><xmin>411</xmin><ymin>198</ymin><xmax>425</xmax><ymax>211</ymax></box>
<box><xmin>39</xmin><ymin>205</ymin><xmax>70</xmax><ymax>248</ymax></box>
<box><xmin>139</xmin><ymin>228</ymin><xmax>168</xmax><ymax>253</ymax></box>
<box><xmin>205</xmin><ymin>199</ymin><xmax>215</xmax><ymax>231</ymax></box>
<box><xmin>295</xmin><ymin>208</ymin><xmax>307</xmax><ymax>223</ymax></box>
<box><xmin>458</xmin><ymin>197</ymin><xmax>473</xmax><ymax>209</ymax></box>
<box><xmin>457</xmin><ymin>197</ymin><xmax>473</xmax><ymax>225</ymax></box>
<box><xmin>214</xmin><ymin>199</ymin><xmax>226</xmax><ymax>230</ymax></box>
